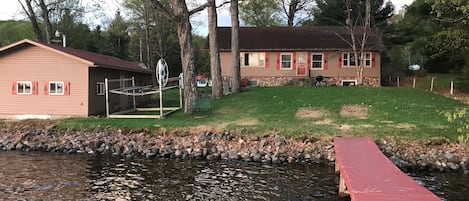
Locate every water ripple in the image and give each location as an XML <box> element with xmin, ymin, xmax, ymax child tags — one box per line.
<box><xmin>0</xmin><ymin>152</ymin><xmax>467</xmax><ymax>200</ymax></box>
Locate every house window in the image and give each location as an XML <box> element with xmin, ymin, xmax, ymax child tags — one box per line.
<box><xmin>17</xmin><ymin>81</ymin><xmax>32</xmax><ymax>95</ymax></box>
<box><xmin>49</xmin><ymin>81</ymin><xmax>64</xmax><ymax>95</ymax></box>
<box><xmin>244</xmin><ymin>53</ymin><xmax>249</xmax><ymax>66</ymax></box>
<box><xmin>365</xmin><ymin>52</ymin><xmax>371</xmax><ymax>66</ymax></box>
<box><xmin>241</xmin><ymin>52</ymin><xmax>265</xmax><ymax>67</ymax></box>
<box><xmin>342</xmin><ymin>80</ymin><xmax>357</xmax><ymax>86</ymax></box>
<box><xmin>298</xmin><ymin>53</ymin><xmax>306</xmax><ymax>65</ymax></box>
<box><xmin>311</xmin><ymin>53</ymin><xmax>323</xmax><ymax>69</ymax></box>
<box><xmin>97</xmin><ymin>82</ymin><xmax>105</xmax><ymax>96</ymax></box>
<box><xmin>280</xmin><ymin>53</ymin><xmax>292</xmax><ymax>69</ymax></box>
<box><xmin>342</xmin><ymin>52</ymin><xmax>371</xmax><ymax>67</ymax></box>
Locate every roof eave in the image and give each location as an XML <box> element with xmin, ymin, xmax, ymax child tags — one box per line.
<box><xmin>220</xmin><ymin>48</ymin><xmax>384</xmax><ymax>52</ymax></box>
<box><xmin>92</xmin><ymin>64</ymin><xmax>153</xmax><ymax>74</ymax></box>
<box><xmin>0</xmin><ymin>39</ymin><xmax>95</xmax><ymax>66</ymax></box>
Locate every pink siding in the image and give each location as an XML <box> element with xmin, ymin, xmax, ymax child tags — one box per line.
<box><xmin>0</xmin><ymin>45</ymin><xmax>89</xmax><ymax>117</ymax></box>
<box><xmin>220</xmin><ymin>51</ymin><xmax>381</xmax><ymax>80</ymax></box>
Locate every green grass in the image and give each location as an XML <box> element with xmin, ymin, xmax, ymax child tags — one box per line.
<box><xmin>56</xmin><ymin>86</ymin><xmax>466</xmax><ymax>140</ymax></box>
<box><xmin>400</xmin><ymin>73</ymin><xmax>456</xmax><ymax>91</ymax></box>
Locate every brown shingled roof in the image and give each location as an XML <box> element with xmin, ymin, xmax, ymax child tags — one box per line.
<box><xmin>211</xmin><ymin>26</ymin><xmax>385</xmax><ymax>51</ymax></box>
<box><xmin>0</xmin><ymin>39</ymin><xmax>152</xmax><ymax>74</ymax></box>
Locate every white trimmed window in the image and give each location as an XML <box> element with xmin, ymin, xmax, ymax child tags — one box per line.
<box><xmin>49</xmin><ymin>81</ymin><xmax>64</xmax><ymax>95</ymax></box>
<box><xmin>280</xmin><ymin>53</ymin><xmax>292</xmax><ymax>69</ymax></box>
<box><xmin>342</xmin><ymin>52</ymin><xmax>371</xmax><ymax>67</ymax></box>
<box><xmin>97</xmin><ymin>82</ymin><xmax>105</xmax><ymax>96</ymax></box>
<box><xmin>365</xmin><ymin>52</ymin><xmax>371</xmax><ymax>66</ymax></box>
<box><xmin>342</xmin><ymin>80</ymin><xmax>357</xmax><ymax>86</ymax></box>
<box><xmin>311</xmin><ymin>53</ymin><xmax>324</xmax><ymax>69</ymax></box>
<box><xmin>17</xmin><ymin>81</ymin><xmax>32</xmax><ymax>95</ymax></box>
<box><xmin>241</xmin><ymin>52</ymin><xmax>265</xmax><ymax>67</ymax></box>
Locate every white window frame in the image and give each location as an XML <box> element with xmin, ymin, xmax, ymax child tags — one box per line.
<box><xmin>97</xmin><ymin>82</ymin><xmax>105</xmax><ymax>96</ymax></box>
<box><xmin>280</xmin><ymin>53</ymin><xmax>292</xmax><ymax>69</ymax></box>
<box><xmin>342</xmin><ymin>52</ymin><xmax>371</xmax><ymax>67</ymax></box>
<box><xmin>16</xmin><ymin>81</ymin><xmax>32</xmax><ymax>95</ymax></box>
<box><xmin>49</xmin><ymin>81</ymin><xmax>64</xmax><ymax>95</ymax></box>
<box><xmin>342</xmin><ymin>80</ymin><xmax>357</xmax><ymax>86</ymax></box>
<box><xmin>240</xmin><ymin>52</ymin><xmax>265</xmax><ymax>67</ymax></box>
<box><xmin>311</xmin><ymin>53</ymin><xmax>324</xmax><ymax>70</ymax></box>
<box><xmin>365</xmin><ymin>52</ymin><xmax>371</xmax><ymax>67</ymax></box>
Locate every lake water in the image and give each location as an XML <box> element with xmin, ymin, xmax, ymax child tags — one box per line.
<box><xmin>0</xmin><ymin>151</ymin><xmax>467</xmax><ymax>200</ymax></box>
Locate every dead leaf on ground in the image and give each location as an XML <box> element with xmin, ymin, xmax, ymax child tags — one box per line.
<box><xmin>339</xmin><ymin>124</ymin><xmax>352</xmax><ymax>130</ymax></box>
<box><xmin>313</xmin><ymin>118</ymin><xmax>333</xmax><ymax>125</ymax></box>
<box><xmin>396</xmin><ymin>123</ymin><xmax>416</xmax><ymax>129</ymax></box>
<box><xmin>295</xmin><ymin>107</ymin><xmax>325</xmax><ymax>118</ymax></box>
<box><xmin>234</xmin><ymin>118</ymin><xmax>259</xmax><ymax>126</ymax></box>
<box><xmin>340</xmin><ymin>105</ymin><xmax>368</xmax><ymax>119</ymax></box>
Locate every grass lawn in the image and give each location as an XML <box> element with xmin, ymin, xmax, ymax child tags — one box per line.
<box><xmin>399</xmin><ymin>73</ymin><xmax>456</xmax><ymax>90</ymax></box>
<box><xmin>55</xmin><ymin>86</ymin><xmax>467</xmax><ymax>140</ymax></box>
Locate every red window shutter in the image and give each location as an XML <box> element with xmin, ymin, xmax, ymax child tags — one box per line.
<box><xmin>276</xmin><ymin>52</ymin><xmax>280</xmax><ymax>70</ymax></box>
<box><xmin>307</xmin><ymin>52</ymin><xmax>311</xmax><ymax>68</ymax></box>
<box><xmin>292</xmin><ymin>52</ymin><xmax>297</xmax><ymax>70</ymax></box>
<box><xmin>339</xmin><ymin>52</ymin><xmax>343</xmax><ymax>68</ymax></box>
<box><xmin>64</xmin><ymin>81</ymin><xmax>71</xmax><ymax>95</ymax></box>
<box><xmin>43</xmin><ymin>81</ymin><xmax>49</xmax><ymax>95</ymax></box>
<box><xmin>324</xmin><ymin>53</ymin><xmax>328</xmax><ymax>70</ymax></box>
<box><xmin>32</xmin><ymin>81</ymin><xmax>38</xmax><ymax>95</ymax></box>
<box><xmin>371</xmin><ymin>52</ymin><xmax>377</xmax><ymax>68</ymax></box>
<box><xmin>265</xmin><ymin>52</ymin><xmax>269</xmax><ymax>68</ymax></box>
<box><xmin>11</xmin><ymin>81</ymin><xmax>16</xmax><ymax>95</ymax></box>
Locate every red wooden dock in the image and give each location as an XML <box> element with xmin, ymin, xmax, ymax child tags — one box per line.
<box><xmin>334</xmin><ymin>137</ymin><xmax>441</xmax><ymax>201</ymax></box>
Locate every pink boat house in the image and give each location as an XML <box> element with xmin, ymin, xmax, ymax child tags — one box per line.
<box><xmin>0</xmin><ymin>39</ymin><xmax>152</xmax><ymax>119</ymax></box>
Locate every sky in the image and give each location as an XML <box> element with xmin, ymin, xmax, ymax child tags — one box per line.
<box><xmin>0</xmin><ymin>0</ymin><xmax>415</xmax><ymax>36</ymax></box>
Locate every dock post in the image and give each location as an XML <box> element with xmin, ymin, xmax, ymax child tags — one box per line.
<box><xmin>338</xmin><ymin>174</ymin><xmax>349</xmax><ymax>198</ymax></box>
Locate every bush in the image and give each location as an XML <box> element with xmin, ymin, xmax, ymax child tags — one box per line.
<box><xmin>444</xmin><ymin>108</ymin><xmax>469</xmax><ymax>144</ymax></box>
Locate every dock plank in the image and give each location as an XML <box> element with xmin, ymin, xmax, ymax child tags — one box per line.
<box><xmin>334</xmin><ymin>137</ymin><xmax>440</xmax><ymax>201</ymax></box>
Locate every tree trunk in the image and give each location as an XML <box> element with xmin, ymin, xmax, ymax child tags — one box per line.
<box><xmin>287</xmin><ymin>0</ymin><xmax>297</xmax><ymax>27</ymax></box>
<box><xmin>38</xmin><ymin>0</ymin><xmax>53</xmax><ymax>43</ymax></box>
<box><xmin>19</xmin><ymin>0</ymin><xmax>43</xmax><ymax>41</ymax></box>
<box><xmin>345</xmin><ymin>0</ymin><xmax>370</xmax><ymax>85</ymax></box>
<box><xmin>358</xmin><ymin>0</ymin><xmax>370</xmax><ymax>85</ymax></box>
<box><xmin>230</xmin><ymin>0</ymin><xmax>241</xmax><ymax>94</ymax></box>
<box><xmin>173</xmin><ymin>0</ymin><xmax>198</xmax><ymax>113</ymax></box>
<box><xmin>208</xmin><ymin>0</ymin><xmax>223</xmax><ymax>98</ymax></box>
<box><xmin>143</xmin><ymin>1</ymin><xmax>156</xmax><ymax>87</ymax></box>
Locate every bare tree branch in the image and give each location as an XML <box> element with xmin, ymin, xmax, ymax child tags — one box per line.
<box><xmin>150</xmin><ymin>0</ymin><xmax>175</xmax><ymax>20</ymax></box>
<box><xmin>188</xmin><ymin>2</ymin><xmax>210</xmax><ymax>16</ymax></box>
<box><xmin>18</xmin><ymin>0</ymin><xmax>44</xmax><ymax>41</ymax></box>
<box><xmin>216</xmin><ymin>1</ymin><xmax>231</xmax><ymax>8</ymax></box>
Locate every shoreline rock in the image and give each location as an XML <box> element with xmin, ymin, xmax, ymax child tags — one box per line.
<box><xmin>0</xmin><ymin>128</ymin><xmax>468</xmax><ymax>173</ymax></box>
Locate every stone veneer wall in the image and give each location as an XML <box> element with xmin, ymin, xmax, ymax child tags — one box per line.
<box><xmin>331</xmin><ymin>76</ymin><xmax>381</xmax><ymax>87</ymax></box>
<box><xmin>223</xmin><ymin>76</ymin><xmax>380</xmax><ymax>87</ymax></box>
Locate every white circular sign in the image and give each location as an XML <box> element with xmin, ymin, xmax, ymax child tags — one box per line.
<box><xmin>156</xmin><ymin>59</ymin><xmax>169</xmax><ymax>87</ymax></box>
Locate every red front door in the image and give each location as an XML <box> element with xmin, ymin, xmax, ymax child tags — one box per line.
<box><xmin>296</xmin><ymin>52</ymin><xmax>307</xmax><ymax>76</ymax></box>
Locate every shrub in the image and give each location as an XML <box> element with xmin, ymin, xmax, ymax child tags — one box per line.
<box><xmin>444</xmin><ymin>108</ymin><xmax>469</xmax><ymax>144</ymax></box>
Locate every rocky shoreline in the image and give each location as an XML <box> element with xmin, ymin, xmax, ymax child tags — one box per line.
<box><xmin>0</xmin><ymin>126</ymin><xmax>468</xmax><ymax>173</ymax></box>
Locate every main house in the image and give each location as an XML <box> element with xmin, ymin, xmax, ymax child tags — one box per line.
<box><xmin>214</xmin><ymin>26</ymin><xmax>384</xmax><ymax>87</ymax></box>
<box><xmin>0</xmin><ymin>39</ymin><xmax>152</xmax><ymax>119</ymax></box>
